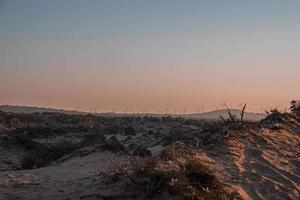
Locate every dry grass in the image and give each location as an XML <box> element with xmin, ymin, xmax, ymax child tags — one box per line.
<box><xmin>96</xmin><ymin>142</ymin><xmax>231</xmax><ymax>199</ymax></box>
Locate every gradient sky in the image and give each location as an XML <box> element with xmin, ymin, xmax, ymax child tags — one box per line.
<box><xmin>1</xmin><ymin>0</ymin><xmax>300</xmax><ymax>113</ymax></box>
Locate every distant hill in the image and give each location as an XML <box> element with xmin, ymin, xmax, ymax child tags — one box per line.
<box><xmin>181</xmin><ymin>109</ymin><xmax>265</xmax><ymax>121</ymax></box>
<box><xmin>0</xmin><ymin>105</ymin><xmax>265</xmax><ymax>121</ymax></box>
<box><xmin>0</xmin><ymin>105</ymin><xmax>85</xmax><ymax>115</ymax></box>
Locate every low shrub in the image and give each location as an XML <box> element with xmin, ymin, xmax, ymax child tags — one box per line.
<box><xmin>124</xmin><ymin>126</ymin><xmax>136</xmax><ymax>135</ymax></box>
<box><xmin>98</xmin><ymin>142</ymin><xmax>231</xmax><ymax>199</ymax></box>
<box><xmin>21</xmin><ymin>142</ymin><xmax>79</xmax><ymax>169</ymax></box>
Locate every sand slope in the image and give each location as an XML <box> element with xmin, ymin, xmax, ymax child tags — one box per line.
<box><xmin>0</xmin><ymin>114</ymin><xmax>299</xmax><ymax>199</ymax></box>
<box><xmin>199</xmin><ymin>120</ymin><xmax>300</xmax><ymax>199</ymax></box>
<box><xmin>0</xmin><ymin>147</ymin><xmax>131</xmax><ymax>200</ymax></box>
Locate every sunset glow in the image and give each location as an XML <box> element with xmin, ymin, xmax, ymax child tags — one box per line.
<box><xmin>1</xmin><ymin>0</ymin><xmax>300</xmax><ymax>113</ymax></box>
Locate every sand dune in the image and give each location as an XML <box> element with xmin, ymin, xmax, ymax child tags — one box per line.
<box><xmin>0</xmin><ymin>111</ymin><xmax>299</xmax><ymax>199</ymax></box>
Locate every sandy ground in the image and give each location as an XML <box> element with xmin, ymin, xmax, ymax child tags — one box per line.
<box><xmin>201</xmin><ymin>126</ymin><xmax>300</xmax><ymax>200</ymax></box>
<box><xmin>0</xmin><ymin>147</ymin><xmax>130</xmax><ymax>200</ymax></box>
<box><xmin>0</xmin><ymin>122</ymin><xmax>299</xmax><ymax>199</ymax></box>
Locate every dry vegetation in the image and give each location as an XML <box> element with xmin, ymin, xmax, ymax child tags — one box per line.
<box><xmin>0</xmin><ymin>101</ymin><xmax>299</xmax><ymax>199</ymax></box>
<box><xmin>92</xmin><ymin>142</ymin><xmax>230</xmax><ymax>200</ymax></box>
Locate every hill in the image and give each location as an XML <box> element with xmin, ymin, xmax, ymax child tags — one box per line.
<box><xmin>0</xmin><ymin>105</ymin><xmax>265</xmax><ymax>121</ymax></box>
<box><xmin>0</xmin><ymin>105</ymin><xmax>85</xmax><ymax>115</ymax></box>
<box><xmin>0</xmin><ymin>111</ymin><xmax>299</xmax><ymax>199</ymax></box>
<box><xmin>180</xmin><ymin>109</ymin><xmax>265</xmax><ymax>121</ymax></box>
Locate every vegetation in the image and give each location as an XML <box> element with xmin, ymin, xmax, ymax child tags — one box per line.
<box><xmin>2</xmin><ymin>127</ymin><xmax>105</xmax><ymax>169</ymax></box>
<box><xmin>290</xmin><ymin>100</ymin><xmax>300</xmax><ymax>117</ymax></box>
<box><xmin>219</xmin><ymin>103</ymin><xmax>247</xmax><ymax>125</ymax></box>
<box><xmin>98</xmin><ymin>142</ymin><xmax>230</xmax><ymax>199</ymax></box>
<box><xmin>21</xmin><ymin>142</ymin><xmax>77</xmax><ymax>169</ymax></box>
<box><xmin>1</xmin><ymin>101</ymin><xmax>300</xmax><ymax>199</ymax></box>
<box><xmin>1</xmin><ymin>100</ymin><xmax>297</xmax><ymax>171</ymax></box>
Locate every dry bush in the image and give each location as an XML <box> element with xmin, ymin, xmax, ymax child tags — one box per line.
<box><xmin>2</xmin><ymin>131</ymin><xmax>102</xmax><ymax>169</ymax></box>
<box><xmin>264</xmin><ymin>108</ymin><xmax>297</xmax><ymax>123</ymax></box>
<box><xmin>97</xmin><ymin>142</ymin><xmax>231</xmax><ymax>199</ymax></box>
<box><xmin>219</xmin><ymin>103</ymin><xmax>247</xmax><ymax>125</ymax></box>
<box><xmin>290</xmin><ymin>100</ymin><xmax>300</xmax><ymax>117</ymax></box>
<box><xmin>180</xmin><ymin>158</ymin><xmax>229</xmax><ymax>200</ymax></box>
<box><xmin>21</xmin><ymin>141</ymin><xmax>80</xmax><ymax>169</ymax></box>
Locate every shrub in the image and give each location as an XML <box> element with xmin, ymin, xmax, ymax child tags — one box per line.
<box><xmin>124</xmin><ymin>126</ymin><xmax>136</xmax><ymax>135</ymax></box>
<box><xmin>101</xmin><ymin>136</ymin><xmax>124</xmax><ymax>152</ymax></box>
<box><xmin>98</xmin><ymin>142</ymin><xmax>231</xmax><ymax>199</ymax></box>
<box><xmin>290</xmin><ymin>100</ymin><xmax>300</xmax><ymax>117</ymax></box>
<box><xmin>81</xmin><ymin>133</ymin><xmax>105</xmax><ymax>145</ymax></box>
<box><xmin>8</xmin><ymin>132</ymin><xmax>39</xmax><ymax>150</ymax></box>
<box><xmin>128</xmin><ymin>157</ymin><xmax>230</xmax><ymax>199</ymax></box>
<box><xmin>21</xmin><ymin>142</ymin><xmax>79</xmax><ymax>169</ymax></box>
<box><xmin>219</xmin><ymin>103</ymin><xmax>247</xmax><ymax>125</ymax></box>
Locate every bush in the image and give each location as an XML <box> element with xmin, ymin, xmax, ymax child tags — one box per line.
<box><xmin>99</xmin><ymin>142</ymin><xmax>231</xmax><ymax>199</ymax></box>
<box><xmin>124</xmin><ymin>126</ymin><xmax>136</xmax><ymax>135</ymax></box>
<box><xmin>21</xmin><ymin>142</ymin><xmax>79</xmax><ymax>169</ymax></box>
<box><xmin>81</xmin><ymin>133</ymin><xmax>105</xmax><ymax>145</ymax></box>
<box><xmin>8</xmin><ymin>132</ymin><xmax>40</xmax><ymax>150</ymax></box>
<box><xmin>128</xmin><ymin>157</ymin><xmax>230</xmax><ymax>199</ymax></box>
<box><xmin>101</xmin><ymin>136</ymin><xmax>124</xmax><ymax>152</ymax></box>
<box><xmin>290</xmin><ymin>100</ymin><xmax>300</xmax><ymax>117</ymax></box>
<box><xmin>263</xmin><ymin>108</ymin><xmax>296</xmax><ymax>123</ymax></box>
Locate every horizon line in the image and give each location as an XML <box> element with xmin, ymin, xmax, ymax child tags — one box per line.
<box><xmin>0</xmin><ymin>104</ymin><xmax>269</xmax><ymax>115</ymax></box>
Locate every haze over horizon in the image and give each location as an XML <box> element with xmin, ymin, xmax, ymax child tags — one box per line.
<box><xmin>1</xmin><ymin>0</ymin><xmax>300</xmax><ymax>113</ymax></box>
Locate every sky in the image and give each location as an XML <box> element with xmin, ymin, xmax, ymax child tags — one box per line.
<box><xmin>1</xmin><ymin>0</ymin><xmax>300</xmax><ymax>113</ymax></box>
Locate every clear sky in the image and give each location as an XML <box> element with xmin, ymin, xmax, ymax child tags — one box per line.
<box><xmin>1</xmin><ymin>0</ymin><xmax>300</xmax><ymax>113</ymax></box>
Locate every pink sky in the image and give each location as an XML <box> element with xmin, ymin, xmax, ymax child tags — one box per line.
<box><xmin>1</xmin><ymin>1</ymin><xmax>300</xmax><ymax>113</ymax></box>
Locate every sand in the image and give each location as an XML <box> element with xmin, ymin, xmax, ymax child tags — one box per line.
<box><xmin>0</xmin><ymin>117</ymin><xmax>299</xmax><ymax>199</ymax></box>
